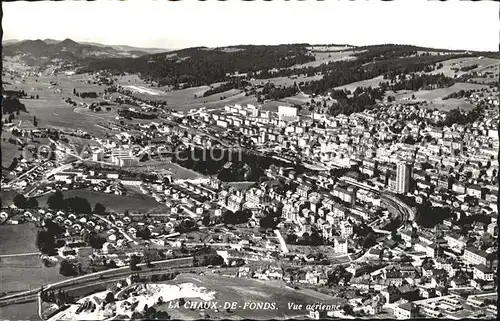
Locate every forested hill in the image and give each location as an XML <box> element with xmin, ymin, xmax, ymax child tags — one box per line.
<box><xmin>78</xmin><ymin>44</ymin><xmax>314</xmax><ymax>87</ymax></box>
<box><xmin>78</xmin><ymin>43</ymin><xmax>497</xmax><ymax>90</ymax></box>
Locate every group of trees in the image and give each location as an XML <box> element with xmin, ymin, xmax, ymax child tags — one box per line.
<box><xmin>36</xmin><ymin>219</ymin><xmax>65</xmax><ymax>255</ymax></box>
<box><xmin>414</xmin><ymin>202</ymin><xmax>453</xmax><ymax>228</ymax></box>
<box><xmin>388</xmin><ymin>73</ymin><xmax>455</xmax><ymax>91</ymax></box>
<box><xmin>59</xmin><ymin>259</ymin><xmax>80</xmax><ymax>277</ymax></box>
<box><xmin>202</xmin><ymin>80</ymin><xmax>249</xmax><ymax>97</ymax></box>
<box><xmin>2</xmin><ymin>97</ymin><xmax>27</xmax><ymax>115</ymax></box>
<box><xmin>442</xmin><ymin>89</ymin><xmax>473</xmax><ymax>100</ymax></box>
<box><xmin>222</xmin><ymin>209</ymin><xmax>252</xmax><ymax>225</ymax></box>
<box><xmin>174</xmin><ymin>219</ymin><xmax>198</xmax><ymax>234</ymax></box>
<box><xmin>459</xmin><ymin>64</ymin><xmax>478</xmax><ymax>72</ymax></box>
<box><xmin>192</xmin><ymin>246</ymin><xmax>224</xmax><ymax>267</ymax></box>
<box><xmin>259</xmin><ymin>82</ymin><xmax>299</xmax><ymax>102</ymax></box>
<box><xmin>286</xmin><ymin>230</ymin><xmax>324</xmax><ymax>246</ymax></box>
<box><xmin>292</xmin><ymin>49</ymin><xmax>468</xmax><ymax>96</ymax></box>
<box><xmin>13</xmin><ymin>193</ymin><xmax>39</xmax><ymax>209</ymax></box>
<box><xmin>117</xmin><ymin>108</ymin><xmax>157</xmax><ymax>120</ymax></box>
<box><xmin>438</xmin><ymin>104</ymin><xmax>485</xmax><ymax>127</ymax></box>
<box><xmin>47</xmin><ymin>190</ymin><xmax>93</xmax><ymax>214</ymax></box>
<box><xmin>171</xmin><ymin>146</ymin><xmax>300</xmax><ymax>182</ymax></box>
<box><xmin>73</xmin><ymin>89</ymin><xmax>98</xmax><ymax>99</ymax></box>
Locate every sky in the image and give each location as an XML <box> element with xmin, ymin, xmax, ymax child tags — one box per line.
<box><xmin>3</xmin><ymin>0</ymin><xmax>499</xmax><ymax>51</ymax></box>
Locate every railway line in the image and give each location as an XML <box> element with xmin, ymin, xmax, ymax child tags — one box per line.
<box><xmin>0</xmin><ymin>257</ymin><xmax>193</xmax><ymax>307</ymax></box>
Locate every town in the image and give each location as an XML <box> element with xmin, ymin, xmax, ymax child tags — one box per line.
<box><xmin>1</xmin><ymin>1</ymin><xmax>499</xmax><ymax>319</ymax></box>
<box><xmin>1</xmin><ymin>66</ymin><xmax>497</xmax><ymax>319</ymax></box>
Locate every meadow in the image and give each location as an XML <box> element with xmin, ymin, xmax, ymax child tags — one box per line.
<box><xmin>426</xmin><ymin>56</ymin><xmax>499</xmax><ymax>78</ymax></box>
<box><xmin>334</xmin><ymin>75</ymin><xmax>386</xmax><ymax>92</ymax></box>
<box><xmin>251</xmin><ymin>74</ymin><xmax>324</xmax><ymax>88</ymax></box>
<box><xmin>35</xmin><ymin>189</ymin><xmax>168</xmax><ymax>214</ymax></box>
<box><xmin>388</xmin><ymin>82</ymin><xmax>489</xmax><ymax>111</ymax></box>
<box><xmin>290</xmin><ymin>50</ymin><xmax>364</xmax><ymax>69</ymax></box>
<box><xmin>7</xmin><ymin>74</ymin><xmax>112</xmax><ymax>136</ymax></box>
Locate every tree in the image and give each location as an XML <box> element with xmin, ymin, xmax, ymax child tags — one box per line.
<box><xmin>136</xmin><ymin>227</ymin><xmax>151</xmax><ymax>240</ymax></box>
<box><xmin>66</xmin><ymin>197</ymin><xmax>91</xmax><ymax>213</ymax></box>
<box><xmin>130</xmin><ymin>255</ymin><xmax>141</xmax><ymax>271</ymax></box>
<box><xmin>104</xmin><ymin>292</ymin><xmax>115</xmax><ymax>304</ymax></box>
<box><xmin>36</xmin><ymin>230</ymin><xmax>57</xmax><ymax>255</ymax></box>
<box><xmin>93</xmin><ymin>203</ymin><xmax>106</xmax><ymax>215</ymax></box>
<box><xmin>343</xmin><ymin>304</ymin><xmax>354</xmax><ymax>315</ymax></box>
<box><xmin>13</xmin><ymin>194</ymin><xmax>28</xmax><ymax>208</ymax></box>
<box><xmin>202</xmin><ymin>215</ymin><xmax>211</xmax><ymax>226</ymax></box>
<box><xmin>47</xmin><ymin>190</ymin><xmax>66</xmax><ymax>210</ymax></box>
<box><xmin>8</xmin><ymin>157</ymin><xmax>19</xmax><ymax>170</ymax></box>
<box><xmin>26</xmin><ymin>197</ymin><xmax>39</xmax><ymax>208</ymax></box>
<box><xmin>363</xmin><ymin>232</ymin><xmax>377</xmax><ymax>248</ymax></box>
<box><xmin>59</xmin><ymin>259</ymin><xmax>78</xmax><ymax>277</ymax></box>
<box><xmin>286</xmin><ymin>233</ymin><xmax>297</xmax><ymax>244</ymax></box>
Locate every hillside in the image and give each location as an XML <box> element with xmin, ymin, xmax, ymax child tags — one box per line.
<box><xmin>1</xmin><ymin>38</ymin><xmax>157</xmax><ymax>67</ymax></box>
<box><xmin>78</xmin><ymin>43</ymin><xmax>497</xmax><ymax>92</ymax></box>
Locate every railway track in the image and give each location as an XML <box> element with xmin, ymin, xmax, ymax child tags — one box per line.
<box><xmin>0</xmin><ymin>257</ymin><xmax>193</xmax><ymax>307</ymax></box>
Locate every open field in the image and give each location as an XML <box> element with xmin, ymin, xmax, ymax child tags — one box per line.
<box><xmin>1</xmin><ymin>140</ymin><xmax>22</xmax><ymax>168</ymax></box>
<box><xmin>251</xmin><ymin>74</ymin><xmax>323</xmax><ymax>88</ymax></box>
<box><xmin>0</xmin><ymin>223</ymin><xmax>70</xmax><ymax>298</ymax></box>
<box><xmin>306</xmin><ymin>45</ymin><xmax>353</xmax><ymax>52</ymax></box>
<box><xmin>290</xmin><ymin>50</ymin><xmax>365</xmax><ymax>69</ymax></box>
<box><xmin>0</xmin><ymin>254</ymin><xmax>70</xmax><ymax>295</ymax></box>
<box><xmin>0</xmin><ymin>301</ymin><xmax>39</xmax><ymax>320</ymax></box>
<box><xmin>334</xmin><ymin>75</ymin><xmax>386</xmax><ymax>92</ymax></box>
<box><xmin>162</xmin><ymin>273</ymin><xmax>346</xmax><ymax>320</ymax></box>
<box><xmin>389</xmin><ymin>82</ymin><xmax>489</xmax><ymax>111</ymax></box>
<box><xmin>114</xmin><ymin>76</ymin><xmax>257</xmax><ymax>111</ymax></box>
<box><xmin>426</xmin><ymin>57</ymin><xmax>500</xmax><ymax>78</ymax></box>
<box><xmin>0</xmin><ymin>189</ymin><xmax>19</xmax><ymax>207</ymax></box>
<box><xmin>5</xmin><ymin>74</ymin><xmax>112</xmax><ymax>136</ymax></box>
<box><xmin>137</xmin><ymin>160</ymin><xmax>205</xmax><ymax>180</ymax></box>
<box><xmin>0</xmin><ymin>223</ymin><xmax>39</xmax><ymax>255</ymax></box>
<box><xmin>35</xmin><ymin>189</ymin><xmax>168</xmax><ymax>214</ymax></box>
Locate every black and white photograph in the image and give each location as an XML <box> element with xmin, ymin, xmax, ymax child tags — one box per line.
<box><xmin>0</xmin><ymin>0</ymin><xmax>498</xmax><ymax>320</ymax></box>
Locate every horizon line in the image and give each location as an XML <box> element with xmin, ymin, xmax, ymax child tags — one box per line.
<box><xmin>2</xmin><ymin>37</ymin><xmax>497</xmax><ymax>53</ymax></box>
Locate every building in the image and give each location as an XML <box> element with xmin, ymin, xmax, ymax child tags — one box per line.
<box><xmin>473</xmin><ymin>264</ymin><xmax>494</xmax><ymax>281</ymax></box>
<box><xmin>396</xmin><ymin>162</ymin><xmax>411</xmax><ymax>194</ymax></box>
<box><xmin>340</xmin><ymin>221</ymin><xmax>353</xmax><ymax>238</ymax></box>
<box><xmin>277</xmin><ymin>106</ymin><xmax>298</xmax><ymax>122</ymax></box>
<box><xmin>463</xmin><ymin>247</ymin><xmax>490</xmax><ymax>266</ymax></box>
<box><xmin>394</xmin><ymin>302</ymin><xmax>419</xmax><ymax>319</ymax></box>
<box><xmin>334</xmin><ymin>237</ymin><xmax>348</xmax><ymax>254</ymax></box>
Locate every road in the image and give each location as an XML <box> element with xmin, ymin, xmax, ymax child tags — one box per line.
<box><xmin>0</xmin><ymin>252</ymin><xmax>40</xmax><ymax>258</ymax></box>
<box><xmin>93</xmin><ymin>214</ymin><xmax>138</xmax><ymax>245</ymax></box>
<box><xmin>6</xmin><ymin>160</ymin><xmax>51</xmax><ymax>188</ymax></box>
